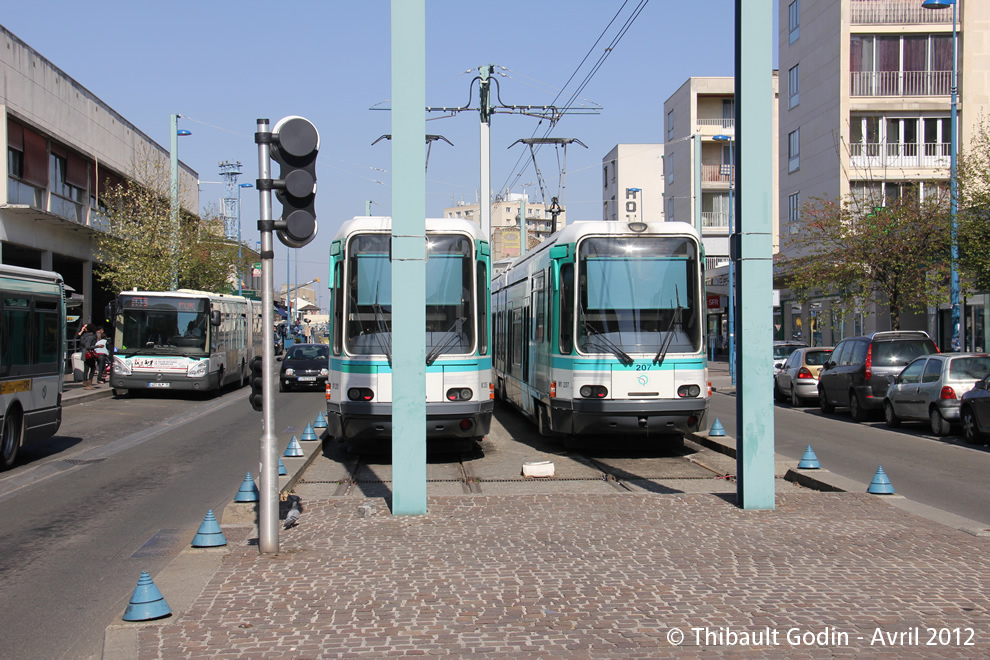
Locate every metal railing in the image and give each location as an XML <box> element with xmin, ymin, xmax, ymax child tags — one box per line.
<box><xmin>696</xmin><ymin>118</ymin><xmax>735</xmax><ymax>134</ymax></box>
<box><xmin>850</xmin><ymin>70</ymin><xmax>951</xmax><ymax>97</ymax></box>
<box><xmin>701</xmin><ymin>164</ymin><xmax>734</xmax><ymax>183</ymax></box>
<box><xmin>850</xmin><ymin>0</ymin><xmax>951</xmax><ymax>25</ymax></box>
<box><xmin>706</xmin><ymin>256</ymin><xmax>730</xmax><ymax>271</ymax></box>
<box><xmin>849</xmin><ymin>142</ymin><xmax>950</xmax><ymax>169</ymax></box>
<box><xmin>702</xmin><ymin>212</ymin><xmax>730</xmax><ymax>229</ymax></box>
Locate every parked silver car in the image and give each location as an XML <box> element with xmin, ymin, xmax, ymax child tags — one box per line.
<box><xmin>883</xmin><ymin>353</ymin><xmax>990</xmax><ymax>436</ymax></box>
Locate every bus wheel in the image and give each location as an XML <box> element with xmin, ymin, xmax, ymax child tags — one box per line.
<box><xmin>239</xmin><ymin>361</ymin><xmax>246</xmax><ymax>389</ymax></box>
<box><xmin>1</xmin><ymin>406</ymin><xmax>23</xmax><ymax>470</ymax></box>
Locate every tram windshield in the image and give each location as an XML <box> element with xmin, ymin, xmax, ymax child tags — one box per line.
<box><xmin>577</xmin><ymin>236</ymin><xmax>701</xmax><ymax>355</ymax></box>
<box><xmin>345</xmin><ymin>233</ymin><xmax>475</xmax><ymax>358</ymax></box>
<box><xmin>114</xmin><ymin>294</ymin><xmax>211</xmax><ymax>356</ymax></box>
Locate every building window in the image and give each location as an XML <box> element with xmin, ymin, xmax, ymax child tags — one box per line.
<box><xmin>49</xmin><ymin>153</ymin><xmax>85</xmax><ymax>223</ymax></box>
<box><xmin>667</xmin><ymin>110</ymin><xmax>674</xmax><ymax>141</ymax></box>
<box><xmin>788</xmin><ymin>192</ymin><xmax>800</xmax><ymax>234</ymax></box>
<box><xmin>667</xmin><ymin>153</ymin><xmax>674</xmax><ymax>184</ymax></box>
<box><xmin>603</xmin><ymin>164</ymin><xmax>608</xmax><ymax>190</ymax></box>
<box><xmin>788</xmin><ymin>64</ymin><xmax>800</xmax><ymax>109</ymax></box>
<box><xmin>667</xmin><ymin>197</ymin><xmax>674</xmax><ymax>222</ymax></box>
<box><xmin>848</xmin><ymin>114</ymin><xmax>950</xmax><ymax>169</ymax></box>
<box><xmin>789</xmin><ymin>0</ymin><xmax>800</xmax><ymax>44</ymax></box>
<box><xmin>850</xmin><ymin>33</ymin><xmax>952</xmax><ymax>96</ymax></box>
<box><xmin>788</xmin><ymin>129</ymin><xmax>800</xmax><ymax>173</ymax></box>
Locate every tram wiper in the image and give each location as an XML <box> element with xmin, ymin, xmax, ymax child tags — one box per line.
<box><xmin>426</xmin><ymin>317</ymin><xmax>467</xmax><ymax>366</ymax></box>
<box><xmin>653</xmin><ymin>286</ymin><xmax>683</xmax><ymax>367</ymax></box>
<box><xmin>372</xmin><ymin>285</ymin><xmax>392</xmax><ymax>367</ymax></box>
<box><xmin>579</xmin><ymin>302</ymin><xmax>633</xmax><ymax>366</ymax></box>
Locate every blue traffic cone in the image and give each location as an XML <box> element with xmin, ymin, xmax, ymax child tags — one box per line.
<box><xmin>122</xmin><ymin>571</ymin><xmax>171</xmax><ymax>621</ymax></box>
<box><xmin>284</xmin><ymin>436</ymin><xmax>304</xmax><ymax>457</ymax></box>
<box><xmin>798</xmin><ymin>445</ymin><xmax>821</xmax><ymax>469</ymax></box>
<box><xmin>191</xmin><ymin>510</ymin><xmax>227</xmax><ymax>548</ymax></box>
<box><xmin>300</xmin><ymin>423</ymin><xmax>319</xmax><ymax>442</ymax></box>
<box><xmin>313</xmin><ymin>411</ymin><xmax>328</xmax><ymax>429</ymax></box>
<box><xmin>233</xmin><ymin>473</ymin><xmax>259</xmax><ymax>502</ymax></box>
<box><xmin>278</xmin><ymin>457</ymin><xmax>287</xmax><ymax>476</ymax></box>
<box><xmin>709</xmin><ymin>418</ymin><xmax>726</xmax><ymax>437</ymax></box>
<box><xmin>868</xmin><ymin>466</ymin><xmax>895</xmax><ymax>494</ymax></box>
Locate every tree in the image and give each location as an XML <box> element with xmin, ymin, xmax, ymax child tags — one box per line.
<box><xmin>776</xmin><ymin>191</ymin><xmax>951</xmax><ymax>331</ymax></box>
<box><xmin>94</xmin><ymin>148</ymin><xmax>248</xmax><ymax>294</ymax></box>
<box><xmin>956</xmin><ymin>116</ymin><xmax>990</xmax><ymax>292</ymax></box>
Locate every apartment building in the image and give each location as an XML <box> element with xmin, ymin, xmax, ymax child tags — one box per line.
<box><xmin>663</xmin><ymin>76</ymin><xmax>780</xmax><ymax>345</ymax></box>
<box><xmin>778</xmin><ymin>0</ymin><xmax>990</xmax><ymax>350</ymax></box>
<box><xmin>1</xmin><ymin>25</ymin><xmax>199</xmax><ymax>326</ymax></box>
<box><xmin>443</xmin><ymin>194</ymin><xmax>567</xmax><ymax>262</ymax></box>
<box><xmin>601</xmin><ymin>144</ymin><xmax>664</xmax><ymax>223</ymax></box>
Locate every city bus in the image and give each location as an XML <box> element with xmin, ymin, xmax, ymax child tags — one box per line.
<box><xmin>109</xmin><ymin>289</ymin><xmax>263</xmax><ymax>394</ymax></box>
<box><xmin>491</xmin><ymin>220</ymin><xmax>709</xmax><ymax>442</ymax></box>
<box><xmin>1</xmin><ymin>264</ymin><xmax>66</xmax><ymax>470</ymax></box>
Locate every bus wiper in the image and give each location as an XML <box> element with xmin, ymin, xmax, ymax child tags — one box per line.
<box><xmin>579</xmin><ymin>302</ymin><xmax>633</xmax><ymax>366</ymax></box>
<box><xmin>653</xmin><ymin>286</ymin><xmax>683</xmax><ymax>367</ymax></box>
<box><xmin>373</xmin><ymin>285</ymin><xmax>392</xmax><ymax>367</ymax></box>
<box><xmin>426</xmin><ymin>317</ymin><xmax>467</xmax><ymax>366</ymax></box>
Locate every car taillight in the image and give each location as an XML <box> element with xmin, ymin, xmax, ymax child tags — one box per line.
<box><xmin>940</xmin><ymin>386</ymin><xmax>957</xmax><ymax>400</ymax></box>
<box><xmin>797</xmin><ymin>367</ymin><xmax>814</xmax><ymax>379</ymax></box>
<box><xmin>865</xmin><ymin>345</ymin><xmax>873</xmax><ymax>381</ymax></box>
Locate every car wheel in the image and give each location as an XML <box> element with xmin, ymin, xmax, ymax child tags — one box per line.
<box><xmin>819</xmin><ymin>387</ymin><xmax>835</xmax><ymax>414</ymax></box>
<box><xmin>961</xmin><ymin>408</ymin><xmax>983</xmax><ymax>444</ymax></box>
<box><xmin>279</xmin><ymin>380</ymin><xmax>287</xmax><ymax>393</ymax></box>
<box><xmin>790</xmin><ymin>385</ymin><xmax>802</xmax><ymax>407</ymax></box>
<box><xmin>884</xmin><ymin>401</ymin><xmax>900</xmax><ymax>428</ymax></box>
<box><xmin>849</xmin><ymin>392</ymin><xmax>868</xmax><ymax>422</ymax></box>
<box><xmin>930</xmin><ymin>407</ymin><xmax>950</xmax><ymax>437</ymax></box>
<box><xmin>773</xmin><ymin>378</ymin><xmax>786</xmax><ymax>402</ymax></box>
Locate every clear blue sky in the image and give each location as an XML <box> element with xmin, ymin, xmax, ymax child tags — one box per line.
<box><xmin>3</xmin><ymin>1</ymin><xmax>778</xmax><ymax>305</ymax></box>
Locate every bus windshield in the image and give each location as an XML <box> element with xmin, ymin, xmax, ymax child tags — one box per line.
<box><xmin>114</xmin><ymin>294</ymin><xmax>211</xmax><ymax>356</ymax></box>
<box><xmin>577</xmin><ymin>236</ymin><xmax>701</xmax><ymax>355</ymax></box>
<box><xmin>345</xmin><ymin>233</ymin><xmax>475</xmax><ymax>358</ymax></box>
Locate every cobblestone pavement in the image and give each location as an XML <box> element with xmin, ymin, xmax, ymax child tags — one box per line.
<box><xmin>133</xmin><ymin>492</ymin><xmax>990</xmax><ymax>658</ymax></box>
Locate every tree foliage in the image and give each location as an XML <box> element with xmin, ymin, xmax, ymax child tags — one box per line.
<box><xmin>957</xmin><ymin>116</ymin><xmax>990</xmax><ymax>292</ymax></box>
<box><xmin>94</xmin><ymin>148</ymin><xmax>249</xmax><ymax>294</ymax></box>
<box><xmin>776</xmin><ymin>192</ymin><xmax>951</xmax><ymax>330</ymax></box>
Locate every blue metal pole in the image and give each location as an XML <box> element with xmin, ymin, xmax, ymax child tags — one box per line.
<box><xmin>169</xmin><ymin>114</ymin><xmax>179</xmax><ymax>291</ymax></box>
<box><xmin>728</xmin><ymin>139</ymin><xmax>735</xmax><ymax>386</ymax></box>
<box><xmin>950</xmin><ymin>0</ymin><xmax>960</xmax><ymax>350</ymax></box>
<box><xmin>390</xmin><ymin>0</ymin><xmax>427</xmax><ymax>515</ymax></box>
<box><xmin>735</xmin><ymin>0</ymin><xmax>775</xmax><ymax>510</ymax></box>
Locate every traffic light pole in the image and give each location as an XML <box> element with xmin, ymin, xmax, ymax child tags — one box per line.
<box><xmin>255</xmin><ymin>118</ymin><xmax>279</xmax><ymax>554</ymax></box>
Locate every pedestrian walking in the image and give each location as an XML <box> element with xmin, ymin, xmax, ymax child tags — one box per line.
<box><xmin>79</xmin><ymin>323</ymin><xmax>98</xmax><ymax>390</ymax></box>
<box><xmin>94</xmin><ymin>328</ymin><xmax>111</xmax><ymax>385</ymax></box>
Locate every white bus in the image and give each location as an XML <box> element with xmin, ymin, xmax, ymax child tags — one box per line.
<box><xmin>1</xmin><ymin>264</ymin><xmax>66</xmax><ymax>470</ymax></box>
<box><xmin>109</xmin><ymin>290</ymin><xmax>263</xmax><ymax>394</ymax></box>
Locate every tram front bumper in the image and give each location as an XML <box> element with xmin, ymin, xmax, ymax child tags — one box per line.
<box><xmin>327</xmin><ymin>400</ymin><xmax>494</xmax><ymax>441</ymax></box>
<box><xmin>549</xmin><ymin>398</ymin><xmax>708</xmax><ymax>436</ymax></box>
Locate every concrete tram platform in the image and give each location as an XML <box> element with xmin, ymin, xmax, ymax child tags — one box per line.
<box><xmin>104</xmin><ymin>423</ymin><xmax>990</xmax><ymax>658</ymax></box>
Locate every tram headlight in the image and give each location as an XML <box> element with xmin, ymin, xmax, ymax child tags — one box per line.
<box><xmin>446</xmin><ymin>388</ymin><xmax>473</xmax><ymax>401</ymax></box>
<box><xmin>677</xmin><ymin>384</ymin><xmax>701</xmax><ymax>398</ymax></box>
<box><xmin>579</xmin><ymin>385</ymin><xmax>608</xmax><ymax>398</ymax></box>
<box><xmin>187</xmin><ymin>360</ymin><xmax>209</xmax><ymax>378</ymax></box>
<box><xmin>347</xmin><ymin>387</ymin><xmax>374</xmax><ymax>401</ymax></box>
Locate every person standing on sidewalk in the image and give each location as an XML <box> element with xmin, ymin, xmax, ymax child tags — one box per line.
<box><xmin>79</xmin><ymin>324</ymin><xmax>98</xmax><ymax>389</ymax></box>
<box><xmin>94</xmin><ymin>328</ymin><xmax>110</xmax><ymax>385</ymax></box>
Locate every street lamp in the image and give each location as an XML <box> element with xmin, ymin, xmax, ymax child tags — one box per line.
<box><xmin>923</xmin><ymin>0</ymin><xmax>961</xmax><ymax>350</ymax></box>
<box><xmin>169</xmin><ymin>114</ymin><xmax>191</xmax><ymax>291</ymax></box>
<box><xmin>713</xmin><ymin>134</ymin><xmax>735</xmax><ymax>385</ymax></box>
<box><xmin>238</xmin><ymin>183</ymin><xmax>253</xmax><ymax>296</ymax></box>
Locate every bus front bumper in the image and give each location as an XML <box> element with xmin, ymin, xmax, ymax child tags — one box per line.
<box><xmin>549</xmin><ymin>398</ymin><xmax>708</xmax><ymax>436</ymax></box>
<box><xmin>326</xmin><ymin>400</ymin><xmax>494</xmax><ymax>441</ymax></box>
<box><xmin>110</xmin><ymin>372</ymin><xmax>219</xmax><ymax>392</ymax></box>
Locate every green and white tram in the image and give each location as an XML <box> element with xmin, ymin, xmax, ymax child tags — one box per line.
<box><xmin>492</xmin><ymin>220</ymin><xmax>709</xmax><ymax>440</ymax></box>
<box><xmin>325</xmin><ymin>217</ymin><xmax>493</xmax><ymax>442</ymax></box>
<box><xmin>110</xmin><ymin>290</ymin><xmax>263</xmax><ymax>393</ymax></box>
<box><xmin>1</xmin><ymin>264</ymin><xmax>66</xmax><ymax>469</ymax></box>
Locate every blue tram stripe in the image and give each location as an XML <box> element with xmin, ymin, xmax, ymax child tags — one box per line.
<box><xmin>550</xmin><ymin>357</ymin><xmax>706</xmax><ymax>371</ymax></box>
<box><xmin>330</xmin><ymin>357</ymin><xmax>492</xmax><ymax>373</ymax></box>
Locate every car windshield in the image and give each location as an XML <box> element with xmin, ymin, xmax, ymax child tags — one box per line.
<box><xmin>804</xmin><ymin>349</ymin><xmax>833</xmax><ymax>365</ymax></box>
<box><xmin>287</xmin><ymin>345</ymin><xmax>328</xmax><ymax>360</ymax></box>
<box><xmin>872</xmin><ymin>340</ymin><xmax>935</xmax><ymax>367</ymax></box>
<box><xmin>773</xmin><ymin>344</ymin><xmax>803</xmax><ymax>360</ymax></box>
<box><xmin>949</xmin><ymin>356</ymin><xmax>990</xmax><ymax>380</ymax></box>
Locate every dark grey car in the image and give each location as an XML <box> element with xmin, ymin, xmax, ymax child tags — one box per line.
<box><xmin>818</xmin><ymin>331</ymin><xmax>938</xmax><ymax>422</ymax></box>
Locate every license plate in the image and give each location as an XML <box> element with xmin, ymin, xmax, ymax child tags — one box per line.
<box><xmin>147</xmin><ymin>382</ymin><xmax>171</xmax><ymax>388</ymax></box>
<box><xmin>298</xmin><ymin>376</ymin><xmax>316</xmax><ymax>382</ymax></box>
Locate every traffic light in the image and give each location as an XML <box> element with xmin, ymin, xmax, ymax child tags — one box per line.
<box><xmin>249</xmin><ymin>355</ymin><xmax>264</xmax><ymax>412</ymax></box>
<box><xmin>271</xmin><ymin>116</ymin><xmax>319</xmax><ymax>248</ymax></box>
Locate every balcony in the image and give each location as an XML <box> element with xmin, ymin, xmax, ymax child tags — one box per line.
<box><xmin>851</xmin><ymin>0</ymin><xmax>952</xmax><ymax>25</ymax></box>
<box><xmin>696</xmin><ymin>118</ymin><xmax>735</xmax><ymax>136</ymax></box>
<box><xmin>702</xmin><ymin>212</ymin><xmax>730</xmax><ymax>230</ymax></box>
<box><xmin>850</xmin><ymin>70</ymin><xmax>951</xmax><ymax>97</ymax></box>
<box><xmin>701</xmin><ymin>164</ymin><xmax>734</xmax><ymax>183</ymax></box>
<box><xmin>849</xmin><ymin>142</ymin><xmax>950</xmax><ymax>169</ymax></box>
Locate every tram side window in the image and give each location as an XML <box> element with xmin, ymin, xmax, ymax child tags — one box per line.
<box><xmin>559</xmin><ymin>264</ymin><xmax>574</xmax><ymax>354</ymax></box>
<box><xmin>511</xmin><ymin>310</ymin><xmax>523</xmax><ymax>372</ymax></box>
<box><xmin>332</xmin><ymin>261</ymin><xmax>343</xmax><ymax>356</ymax></box>
<box><xmin>476</xmin><ymin>262</ymin><xmax>488</xmax><ymax>356</ymax></box>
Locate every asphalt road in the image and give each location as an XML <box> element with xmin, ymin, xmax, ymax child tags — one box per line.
<box><xmin>708</xmin><ymin>391</ymin><xmax>990</xmax><ymax>526</ymax></box>
<box><xmin>0</xmin><ymin>384</ymin><xmax>327</xmax><ymax>660</ymax></box>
